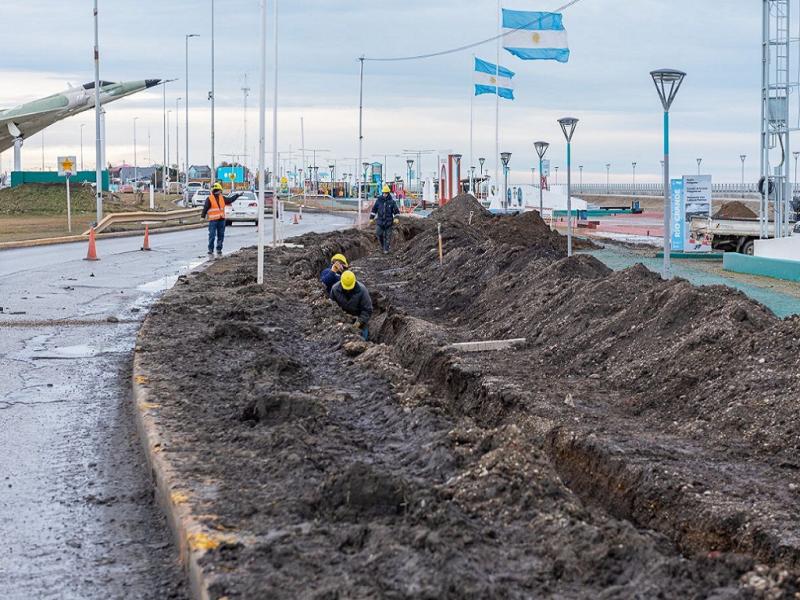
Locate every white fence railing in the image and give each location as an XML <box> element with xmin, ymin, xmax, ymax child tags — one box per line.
<box><xmin>547</xmin><ymin>182</ymin><xmax>776</xmax><ymax>198</ymax></box>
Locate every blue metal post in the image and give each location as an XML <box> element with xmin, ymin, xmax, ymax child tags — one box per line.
<box><xmin>663</xmin><ymin>110</ymin><xmax>671</xmax><ymax>277</ymax></box>
<box><xmin>566</xmin><ymin>140</ymin><xmax>572</xmax><ymax>256</ymax></box>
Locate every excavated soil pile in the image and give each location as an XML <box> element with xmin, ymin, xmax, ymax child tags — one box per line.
<box><xmin>714</xmin><ymin>200</ymin><xmax>758</xmax><ymax>220</ymax></box>
<box><xmin>138</xmin><ymin>202</ymin><xmax>800</xmax><ymax>598</ymax></box>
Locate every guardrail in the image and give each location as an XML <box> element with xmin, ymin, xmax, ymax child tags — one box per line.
<box><xmin>83</xmin><ymin>207</ymin><xmax>202</xmax><ymax>235</ymax></box>
<box><xmin>551</xmin><ymin>182</ymin><xmax>783</xmax><ymax>199</ymax></box>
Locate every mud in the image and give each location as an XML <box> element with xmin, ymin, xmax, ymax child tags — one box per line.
<box><xmin>138</xmin><ymin>196</ymin><xmax>800</xmax><ymax>598</ymax></box>
<box><xmin>714</xmin><ymin>200</ymin><xmax>759</xmax><ymax>220</ymax></box>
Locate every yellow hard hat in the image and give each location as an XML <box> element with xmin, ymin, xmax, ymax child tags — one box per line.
<box><xmin>212</xmin><ymin>182</ymin><xmax>223</xmax><ymax>191</ymax></box>
<box><xmin>382</xmin><ymin>184</ymin><xmax>391</xmax><ymax>193</ymax></box>
<box><xmin>341</xmin><ymin>270</ymin><xmax>356</xmax><ymax>291</ymax></box>
<box><xmin>331</xmin><ymin>253</ymin><xmax>348</xmax><ymax>267</ymax></box>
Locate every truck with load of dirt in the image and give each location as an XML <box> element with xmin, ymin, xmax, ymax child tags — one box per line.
<box><xmin>689</xmin><ymin>216</ymin><xmax>797</xmax><ymax>255</ymax></box>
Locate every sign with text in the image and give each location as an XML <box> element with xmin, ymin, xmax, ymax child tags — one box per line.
<box><xmin>670</xmin><ymin>178</ymin><xmax>685</xmax><ymax>251</ymax></box>
<box><xmin>682</xmin><ymin>175</ymin><xmax>712</xmax><ymax>252</ymax></box>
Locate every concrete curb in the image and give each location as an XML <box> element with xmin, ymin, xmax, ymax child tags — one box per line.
<box><xmin>0</xmin><ymin>222</ymin><xmax>206</xmax><ymax>251</ymax></box>
<box><xmin>131</xmin><ymin>352</ymin><xmax>219</xmax><ymax>600</ymax></box>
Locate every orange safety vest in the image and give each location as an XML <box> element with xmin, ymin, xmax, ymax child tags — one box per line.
<box><xmin>207</xmin><ymin>192</ymin><xmax>226</xmax><ymax>221</ymax></box>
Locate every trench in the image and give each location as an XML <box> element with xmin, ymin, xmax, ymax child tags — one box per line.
<box><xmin>305</xmin><ymin>221</ymin><xmax>800</xmax><ymax>572</ymax></box>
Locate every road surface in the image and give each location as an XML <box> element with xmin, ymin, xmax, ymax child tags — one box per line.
<box><xmin>0</xmin><ymin>213</ymin><xmax>353</xmax><ymax>599</ymax></box>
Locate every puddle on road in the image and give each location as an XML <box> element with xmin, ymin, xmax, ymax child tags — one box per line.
<box><xmin>136</xmin><ymin>259</ymin><xmax>206</xmax><ymax>293</ymax></box>
<box><xmin>34</xmin><ymin>344</ymin><xmax>97</xmax><ymax>359</ymax></box>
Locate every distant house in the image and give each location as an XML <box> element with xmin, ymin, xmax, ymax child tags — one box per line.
<box><xmin>188</xmin><ymin>165</ymin><xmax>212</xmax><ymax>181</ymax></box>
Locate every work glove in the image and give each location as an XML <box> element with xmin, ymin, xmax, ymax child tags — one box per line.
<box><xmin>393</xmin><ymin>218</ymin><xmax>399</xmax><ymax>225</ymax></box>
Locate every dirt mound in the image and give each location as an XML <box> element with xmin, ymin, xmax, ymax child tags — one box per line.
<box><xmin>431</xmin><ymin>192</ymin><xmax>492</xmax><ymax>224</ymax></box>
<box><xmin>315</xmin><ymin>463</ymin><xmax>409</xmax><ymax>519</ymax></box>
<box><xmin>242</xmin><ymin>390</ymin><xmax>324</xmax><ymax>425</ymax></box>
<box><xmin>714</xmin><ymin>200</ymin><xmax>758</xmax><ymax>219</ymax></box>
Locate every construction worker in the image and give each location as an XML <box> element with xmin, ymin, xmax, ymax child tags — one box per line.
<box><xmin>320</xmin><ymin>253</ymin><xmax>349</xmax><ymax>295</ymax></box>
<box><xmin>201</xmin><ymin>182</ymin><xmax>231</xmax><ymax>259</ymax></box>
<box><xmin>370</xmin><ymin>184</ymin><xmax>400</xmax><ymax>254</ymax></box>
<box><xmin>330</xmin><ymin>270</ymin><xmax>372</xmax><ymax>341</ymax></box>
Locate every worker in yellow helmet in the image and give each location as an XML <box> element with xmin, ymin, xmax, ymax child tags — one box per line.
<box><xmin>201</xmin><ymin>182</ymin><xmax>232</xmax><ymax>259</ymax></box>
<box><xmin>330</xmin><ymin>270</ymin><xmax>373</xmax><ymax>341</ymax></box>
<box><xmin>320</xmin><ymin>253</ymin><xmax>348</xmax><ymax>295</ymax></box>
<box><xmin>369</xmin><ymin>183</ymin><xmax>400</xmax><ymax>254</ymax></box>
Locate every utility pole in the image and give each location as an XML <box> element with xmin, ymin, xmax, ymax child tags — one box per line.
<box><xmin>210</xmin><ymin>0</ymin><xmax>216</xmax><ymax>179</ymax></box>
<box><xmin>93</xmin><ymin>0</ymin><xmax>103</xmax><ymax>223</ymax></box>
<box><xmin>242</xmin><ymin>74</ymin><xmax>250</xmax><ymax>169</ymax></box>
<box><xmin>185</xmin><ymin>33</ymin><xmax>199</xmax><ymax>200</ymax></box>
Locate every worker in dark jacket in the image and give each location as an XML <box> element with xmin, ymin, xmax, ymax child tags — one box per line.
<box><xmin>370</xmin><ymin>185</ymin><xmax>400</xmax><ymax>254</ymax></box>
<box><xmin>201</xmin><ymin>182</ymin><xmax>232</xmax><ymax>258</ymax></box>
<box><xmin>330</xmin><ymin>270</ymin><xmax>372</xmax><ymax>341</ymax></box>
<box><xmin>320</xmin><ymin>253</ymin><xmax>348</xmax><ymax>294</ymax></box>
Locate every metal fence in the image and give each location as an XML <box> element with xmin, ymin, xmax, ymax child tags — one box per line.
<box><xmin>558</xmin><ymin>182</ymin><xmax>772</xmax><ymax>198</ymax></box>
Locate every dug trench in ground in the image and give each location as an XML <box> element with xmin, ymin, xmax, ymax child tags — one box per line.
<box><xmin>135</xmin><ymin>195</ymin><xmax>800</xmax><ymax>598</ymax></box>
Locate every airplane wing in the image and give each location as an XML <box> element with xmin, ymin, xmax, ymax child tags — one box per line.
<box><xmin>0</xmin><ymin>95</ymin><xmax>71</xmax><ymax>153</ymax></box>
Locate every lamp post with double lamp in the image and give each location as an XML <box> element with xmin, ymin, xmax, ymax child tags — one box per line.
<box><xmin>534</xmin><ymin>141</ymin><xmax>549</xmax><ymax>214</ymax></box>
<box><xmin>632</xmin><ymin>161</ymin><xmax>637</xmax><ymax>195</ymax></box>
<box><xmin>740</xmin><ymin>154</ymin><xmax>747</xmax><ymax>198</ymax></box>
<box><xmin>696</xmin><ymin>157</ymin><xmax>702</xmax><ymax>175</ymax></box>
<box><xmin>558</xmin><ymin>117</ymin><xmax>579</xmax><ymax>257</ymax></box>
<box><xmin>500</xmin><ymin>152</ymin><xmax>511</xmax><ymax>209</ymax></box>
<box><xmin>406</xmin><ymin>159</ymin><xmax>414</xmax><ymax>196</ymax></box>
<box><xmin>650</xmin><ymin>68</ymin><xmax>686</xmax><ymax>279</ymax></box>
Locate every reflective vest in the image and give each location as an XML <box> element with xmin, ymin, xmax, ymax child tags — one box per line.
<box><xmin>207</xmin><ymin>192</ymin><xmax>226</xmax><ymax>221</ymax></box>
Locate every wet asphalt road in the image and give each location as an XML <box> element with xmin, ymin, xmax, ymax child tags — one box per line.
<box><xmin>0</xmin><ymin>213</ymin><xmax>353</xmax><ymax>599</ymax></box>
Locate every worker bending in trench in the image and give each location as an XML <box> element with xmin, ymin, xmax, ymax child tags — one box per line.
<box><xmin>370</xmin><ymin>185</ymin><xmax>400</xmax><ymax>254</ymax></box>
<box><xmin>320</xmin><ymin>253</ymin><xmax>349</xmax><ymax>295</ymax></box>
<box><xmin>330</xmin><ymin>270</ymin><xmax>372</xmax><ymax>341</ymax></box>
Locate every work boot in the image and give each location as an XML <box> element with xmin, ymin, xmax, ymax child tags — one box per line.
<box><xmin>207</xmin><ymin>252</ymin><xmax>213</xmax><ymax>259</ymax></box>
<box><xmin>383</xmin><ymin>248</ymin><xmax>389</xmax><ymax>255</ymax></box>
<box><xmin>216</xmin><ymin>251</ymin><xmax>223</xmax><ymax>259</ymax></box>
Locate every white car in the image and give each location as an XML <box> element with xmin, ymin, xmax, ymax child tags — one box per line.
<box><xmin>191</xmin><ymin>188</ymin><xmax>210</xmax><ymax>207</ymax></box>
<box><xmin>225</xmin><ymin>191</ymin><xmax>260</xmax><ymax>225</ymax></box>
<box><xmin>186</xmin><ymin>182</ymin><xmax>204</xmax><ymax>194</ymax></box>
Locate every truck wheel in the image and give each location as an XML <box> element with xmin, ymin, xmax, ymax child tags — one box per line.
<box><xmin>742</xmin><ymin>240</ymin><xmax>755</xmax><ymax>255</ymax></box>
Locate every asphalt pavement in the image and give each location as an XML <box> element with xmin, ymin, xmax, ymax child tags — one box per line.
<box><xmin>0</xmin><ymin>212</ymin><xmax>353</xmax><ymax>599</ymax></box>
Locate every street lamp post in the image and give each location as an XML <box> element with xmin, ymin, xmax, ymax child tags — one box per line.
<box><xmin>362</xmin><ymin>161</ymin><xmax>370</xmax><ymax>201</ymax></box>
<box><xmin>185</xmin><ymin>33</ymin><xmax>199</xmax><ymax>201</ymax></box>
<box><xmin>133</xmin><ymin>116</ymin><xmax>139</xmax><ymax>188</ymax></box>
<box><xmin>793</xmin><ymin>152</ymin><xmax>799</xmax><ymax>198</ymax></box>
<box><xmin>175</xmin><ymin>97</ymin><xmax>182</xmax><ymax>187</ymax></box>
<box><xmin>471</xmin><ymin>166</ymin><xmax>477</xmax><ymax>196</ymax></box>
<box><xmin>696</xmin><ymin>157</ymin><xmax>702</xmax><ymax>175</ymax></box>
<box><xmin>80</xmin><ymin>124</ymin><xmax>85</xmax><ymax>172</ymax></box>
<box><xmin>500</xmin><ymin>152</ymin><xmax>511</xmax><ymax>210</ymax></box>
<box><xmin>406</xmin><ymin>158</ymin><xmax>414</xmax><ymax>196</ymax></box>
<box><xmin>534</xmin><ymin>141</ymin><xmax>549</xmax><ymax>215</ymax></box>
<box><xmin>651</xmin><ymin>68</ymin><xmax>687</xmax><ymax>279</ymax></box>
<box><xmin>554</xmin><ymin>166</ymin><xmax>559</xmax><ymax>186</ymax></box>
<box><xmin>478</xmin><ymin>157</ymin><xmax>485</xmax><ymax>178</ymax></box>
<box><xmin>453</xmin><ymin>154</ymin><xmax>462</xmax><ymax>195</ymax></box>
<box><xmin>606</xmin><ymin>163</ymin><xmax>611</xmax><ymax>194</ymax></box>
<box><xmin>632</xmin><ymin>161</ymin><xmax>637</xmax><ymax>195</ymax></box>
<box><xmin>740</xmin><ymin>154</ymin><xmax>747</xmax><ymax>198</ymax></box>
<box><xmin>579</xmin><ymin>165</ymin><xmax>583</xmax><ymax>191</ymax></box>
<box><xmin>92</xmin><ymin>0</ymin><xmax>103</xmax><ymax>223</ymax></box>
<box><xmin>329</xmin><ymin>163</ymin><xmax>335</xmax><ymax>196</ymax></box>
<box><xmin>558</xmin><ymin>117</ymin><xmax>579</xmax><ymax>257</ymax></box>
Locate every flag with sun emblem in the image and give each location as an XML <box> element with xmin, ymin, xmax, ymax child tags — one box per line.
<box><xmin>501</xmin><ymin>9</ymin><xmax>570</xmax><ymax>63</ymax></box>
<box><xmin>474</xmin><ymin>57</ymin><xmax>515</xmax><ymax>100</ymax></box>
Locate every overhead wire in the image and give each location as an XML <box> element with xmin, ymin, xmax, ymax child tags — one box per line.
<box><xmin>361</xmin><ymin>0</ymin><xmax>586</xmax><ymax>62</ymax></box>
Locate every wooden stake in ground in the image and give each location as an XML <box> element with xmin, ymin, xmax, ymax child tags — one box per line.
<box><xmin>437</xmin><ymin>222</ymin><xmax>443</xmax><ymax>266</ymax></box>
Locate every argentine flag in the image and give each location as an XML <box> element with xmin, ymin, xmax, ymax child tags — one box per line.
<box><xmin>502</xmin><ymin>9</ymin><xmax>570</xmax><ymax>63</ymax></box>
<box><xmin>474</xmin><ymin>57</ymin><xmax>515</xmax><ymax>100</ymax></box>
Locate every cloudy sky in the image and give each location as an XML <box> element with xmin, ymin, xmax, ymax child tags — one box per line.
<box><xmin>0</xmin><ymin>0</ymin><xmax>775</xmax><ymax>184</ymax></box>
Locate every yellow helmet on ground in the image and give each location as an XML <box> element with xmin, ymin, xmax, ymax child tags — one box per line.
<box><xmin>212</xmin><ymin>182</ymin><xmax>223</xmax><ymax>191</ymax></box>
<box><xmin>382</xmin><ymin>184</ymin><xmax>391</xmax><ymax>193</ymax></box>
<box><xmin>341</xmin><ymin>270</ymin><xmax>356</xmax><ymax>291</ymax></box>
<box><xmin>331</xmin><ymin>253</ymin><xmax>348</xmax><ymax>267</ymax></box>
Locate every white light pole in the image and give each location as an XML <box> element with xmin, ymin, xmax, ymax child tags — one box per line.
<box><xmin>741</xmin><ymin>154</ymin><xmax>747</xmax><ymax>198</ymax></box>
<box><xmin>651</xmin><ymin>68</ymin><xmax>687</xmax><ymax>279</ymax></box>
<box><xmin>554</xmin><ymin>165</ymin><xmax>559</xmax><ymax>186</ymax></box>
<box><xmin>175</xmin><ymin>97</ymin><xmax>182</xmax><ymax>186</ymax></box>
<box><xmin>578</xmin><ymin>165</ymin><xmax>583</xmax><ymax>191</ymax></box>
<box><xmin>257</xmin><ymin>0</ymin><xmax>267</xmax><ymax>283</ymax></box>
<box><xmin>606</xmin><ymin>163</ymin><xmax>611</xmax><ymax>194</ymax></box>
<box><xmin>162</xmin><ymin>80</ymin><xmax>167</xmax><ymax>192</ymax></box>
<box><xmin>133</xmin><ymin>116</ymin><xmax>139</xmax><ymax>187</ymax></box>
<box><xmin>558</xmin><ymin>117</ymin><xmax>579</xmax><ymax>257</ymax></box>
<box><xmin>185</xmin><ymin>33</ymin><xmax>199</xmax><ymax>199</ymax></box>
<box><xmin>696</xmin><ymin>157</ymin><xmax>702</xmax><ymax>175</ymax></box>
<box><xmin>534</xmin><ymin>141</ymin><xmax>549</xmax><ymax>214</ymax></box>
<box><xmin>632</xmin><ymin>161</ymin><xmax>637</xmax><ymax>195</ymax></box>
<box><xmin>793</xmin><ymin>152</ymin><xmax>799</xmax><ymax>198</ymax></box>
<box><xmin>271</xmin><ymin>0</ymin><xmax>279</xmax><ymax>246</ymax></box>
<box><xmin>93</xmin><ymin>0</ymin><xmax>103</xmax><ymax>222</ymax></box>
<box><xmin>80</xmin><ymin>124</ymin><xmax>85</xmax><ymax>172</ymax></box>
<box><xmin>407</xmin><ymin>158</ymin><xmax>414</xmax><ymax>195</ymax></box>
<box><xmin>210</xmin><ymin>0</ymin><xmax>216</xmax><ymax>177</ymax></box>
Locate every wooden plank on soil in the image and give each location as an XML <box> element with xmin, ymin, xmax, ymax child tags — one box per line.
<box><xmin>446</xmin><ymin>338</ymin><xmax>527</xmax><ymax>353</ymax></box>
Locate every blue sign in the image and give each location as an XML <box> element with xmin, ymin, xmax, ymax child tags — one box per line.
<box><xmin>217</xmin><ymin>166</ymin><xmax>245</xmax><ymax>183</ymax></box>
<box><xmin>670</xmin><ymin>178</ymin><xmax>685</xmax><ymax>251</ymax></box>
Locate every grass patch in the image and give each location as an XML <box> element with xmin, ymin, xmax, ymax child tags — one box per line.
<box><xmin>0</xmin><ymin>184</ymin><xmax>183</xmax><ymax>215</ymax></box>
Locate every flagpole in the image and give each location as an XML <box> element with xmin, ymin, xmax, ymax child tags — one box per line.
<box><xmin>469</xmin><ymin>63</ymin><xmax>474</xmax><ymax>194</ymax></box>
<box><xmin>495</xmin><ymin>0</ymin><xmax>500</xmax><ymax>208</ymax></box>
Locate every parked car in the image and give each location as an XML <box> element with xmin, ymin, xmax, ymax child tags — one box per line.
<box><xmin>191</xmin><ymin>189</ymin><xmax>210</xmax><ymax>207</ymax></box>
<box><xmin>224</xmin><ymin>191</ymin><xmax>278</xmax><ymax>225</ymax></box>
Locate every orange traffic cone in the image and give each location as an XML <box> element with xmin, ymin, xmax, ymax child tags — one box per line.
<box><xmin>141</xmin><ymin>225</ymin><xmax>151</xmax><ymax>251</ymax></box>
<box><xmin>84</xmin><ymin>227</ymin><xmax>100</xmax><ymax>261</ymax></box>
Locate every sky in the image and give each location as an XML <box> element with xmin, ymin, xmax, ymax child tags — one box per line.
<box><xmin>0</xmin><ymin>0</ymin><xmax>779</xmax><ymax>184</ymax></box>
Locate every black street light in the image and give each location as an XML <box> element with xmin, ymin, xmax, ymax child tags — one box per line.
<box><xmin>500</xmin><ymin>152</ymin><xmax>511</xmax><ymax>209</ymax></box>
<box><xmin>558</xmin><ymin>117</ymin><xmax>579</xmax><ymax>257</ymax></box>
<box><xmin>534</xmin><ymin>141</ymin><xmax>549</xmax><ymax>214</ymax></box>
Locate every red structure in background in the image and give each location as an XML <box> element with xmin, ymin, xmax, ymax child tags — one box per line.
<box><xmin>438</xmin><ymin>154</ymin><xmax>462</xmax><ymax>207</ymax></box>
